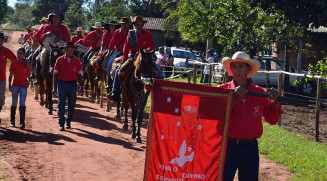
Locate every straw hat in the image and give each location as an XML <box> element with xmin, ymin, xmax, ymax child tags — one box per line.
<box><xmin>48</xmin><ymin>12</ymin><xmax>64</xmax><ymax>22</ymax></box>
<box><xmin>92</xmin><ymin>22</ymin><xmax>103</xmax><ymax>29</ymax></box>
<box><xmin>39</xmin><ymin>17</ymin><xmax>49</xmax><ymax>24</ymax></box>
<box><xmin>222</xmin><ymin>51</ymin><xmax>261</xmax><ymax>78</ymax></box>
<box><xmin>74</xmin><ymin>27</ymin><xmax>83</xmax><ymax>32</ymax></box>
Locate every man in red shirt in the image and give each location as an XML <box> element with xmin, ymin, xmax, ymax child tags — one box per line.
<box><xmin>104</xmin><ymin>17</ymin><xmax>130</xmax><ymax>87</ymax></box>
<box><xmin>219</xmin><ymin>51</ymin><xmax>282</xmax><ymax>181</ymax></box>
<box><xmin>109</xmin><ymin>16</ymin><xmax>163</xmax><ymax>97</ymax></box>
<box><xmin>82</xmin><ymin>22</ymin><xmax>104</xmax><ymax>73</ymax></box>
<box><xmin>53</xmin><ymin>42</ymin><xmax>83</xmax><ymax>131</ymax></box>
<box><xmin>71</xmin><ymin>27</ymin><xmax>84</xmax><ymax>43</ymax></box>
<box><xmin>8</xmin><ymin>47</ymin><xmax>31</xmax><ymax>129</ymax></box>
<box><xmin>0</xmin><ymin>32</ymin><xmax>17</xmax><ymax>124</ymax></box>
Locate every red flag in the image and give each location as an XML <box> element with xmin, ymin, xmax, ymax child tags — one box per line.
<box><xmin>144</xmin><ymin>79</ymin><xmax>233</xmax><ymax>181</ymax></box>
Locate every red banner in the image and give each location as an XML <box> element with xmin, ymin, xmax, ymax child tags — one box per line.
<box><xmin>144</xmin><ymin>80</ymin><xmax>233</xmax><ymax>181</ymax></box>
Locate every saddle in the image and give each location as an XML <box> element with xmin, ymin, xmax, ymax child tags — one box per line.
<box><xmin>119</xmin><ymin>58</ymin><xmax>135</xmax><ymax>85</ymax></box>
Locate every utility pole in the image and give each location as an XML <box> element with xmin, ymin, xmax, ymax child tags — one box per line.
<box><xmin>297</xmin><ymin>37</ymin><xmax>303</xmax><ymax>73</ymax></box>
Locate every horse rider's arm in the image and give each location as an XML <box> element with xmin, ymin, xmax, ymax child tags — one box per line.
<box><xmin>8</xmin><ymin>72</ymin><xmax>13</xmax><ymax>92</ymax></box>
<box><xmin>53</xmin><ymin>70</ymin><xmax>58</xmax><ymax>93</ymax></box>
<box><xmin>122</xmin><ymin>39</ymin><xmax>130</xmax><ymax>61</ymax></box>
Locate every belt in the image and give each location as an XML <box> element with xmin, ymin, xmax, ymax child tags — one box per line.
<box><xmin>228</xmin><ymin>137</ymin><xmax>256</xmax><ymax>145</ymax></box>
<box><xmin>59</xmin><ymin>80</ymin><xmax>77</xmax><ymax>83</ymax></box>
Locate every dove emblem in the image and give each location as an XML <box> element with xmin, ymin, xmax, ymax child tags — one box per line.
<box><xmin>169</xmin><ymin>140</ymin><xmax>195</xmax><ymax>167</ymax></box>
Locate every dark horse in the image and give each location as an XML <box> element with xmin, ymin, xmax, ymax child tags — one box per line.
<box><xmin>40</xmin><ymin>44</ymin><xmax>63</xmax><ymax>115</ymax></box>
<box><xmin>120</xmin><ymin>49</ymin><xmax>157</xmax><ymax>143</ymax></box>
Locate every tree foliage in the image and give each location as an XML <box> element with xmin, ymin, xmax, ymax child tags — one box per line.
<box><xmin>0</xmin><ymin>0</ymin><xmax>8</xmax><ymax>24</ymax></box>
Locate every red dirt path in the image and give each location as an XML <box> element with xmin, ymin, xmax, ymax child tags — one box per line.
<box><xmin>0</xmin><ymin>30</ymin><xmax>293</xmax><ymax>180</ymax></box>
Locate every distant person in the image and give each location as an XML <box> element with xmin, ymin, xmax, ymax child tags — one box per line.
<box><xmin>18</xmin><ymin>34</ymin><xmax>24</xmax><ymax>44</ymax></box>
<box><xmin>53</xmin><ymin>42</ymin><xmax>83</xmax><ymax>131</ymax></box>
<box><xmin>8</xmin><ymin>47</ymin><xmax>31</xmax><ymax>129</ymax></box>
<box><xmin>157</xmin><ymin>46</ymin><xmax>167</xmax><ymax>71</ymax></box>
<box><xmin>219</xmin><ymin>51</ymin><xmax>282</xmax><ymax>181</ymax></box>
<box><xmin>0</xmin><ymin>32</ymin><xmax>17</xmax><ymax>124</ymax></box>
<box><xmin>164</xmin><ymin>47</ymin><xmax>174</xmax><ymax>78</ymax></box>
<box><xmin>201</xmin><ymin>49</ymin><xmax>215</xmax><ymax>84</ymax></box>
<box><xmin>71</xmin><ymin>27</ymin><xmax>85</xmax><ymax>43</ymax></box>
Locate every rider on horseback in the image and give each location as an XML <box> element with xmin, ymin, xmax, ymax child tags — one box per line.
<box><xmin>34</xmin><ymin>12</ymin><xmax>70</xmax><ymax>85</ymax></box>
<box><xmin>94</xmin><ymin>20</ymin><xmax>120</xmax><ymax>81</ymax></box>
<box><xmin>103</xmin><ymin>17</ymin><xmax>130</xmax><ymax>88</ymax></box>
<box><xmin>71</xmin><ymin>27</ymin><xmax>85</xmax><ymax>43</ymax></box>
<box><xmin>108</xmin><ymin>16</ymin><xmax>164</xmax><ymax>98</ymax></box>
<box><xmin>82</xmin><ymin>22</ymin><xmax>104</xmax><ymax>76</ymax></box>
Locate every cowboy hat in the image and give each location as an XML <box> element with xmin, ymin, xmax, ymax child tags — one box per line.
<box><xmin>104</xmin><ymin>20</ymin><xmax>120</xmax><ymax>30</ymax></box>
<box><xmin>39</xmin><ymin>17</ymin><xmax>49</xmax><ymax>24</ymax></box>
<box><xmin>74</xmin><ymin>27</ymin><xmax>83</xmax><ymax>32</ymax></box>
<box><xmin>119</xmin><ymin>17</ymin><xmax>130</xmax><ymax>24</ymax></box>
<box><xmin>92</xmin><ymin>22</ymin><xmax>103</xmax><ymax>29</ymax></box>
<box><xmin>63</xmin><ymin>41</ymin><xmax>76</xmax><ymax>48</ymax></box>
<box><xmin>131</xmin><ymin>16</ymin><xmax>148</xmax><ymax>25</ymax></box>
<box><xmin>0</xmin><ymin>32</ymin><xmax>6</xmax><ymax>39</ymax></box>
<box><xmin>48</xmin><ymin>12</ymin><xmax>65</xmax><ymax>22</ymax></box>
<box><xmin>222</xmin><ymin>51</ymin><xmax>261</xmax><ymax>78</ymax></box>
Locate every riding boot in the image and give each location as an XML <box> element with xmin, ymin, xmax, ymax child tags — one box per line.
<box><xmin>19</xmin><ymin>106</ymin><xmax>26</xmax><ymax>129</ymax></box>
<box><xmin>0</xmin><ymin>106</ymin><xmax>2</xmax><ymax>124</ymax></box>
<box><xmin>10</xmin><ymin>106</ymin><xmax>16</xmax><ymax>127</ymax></box>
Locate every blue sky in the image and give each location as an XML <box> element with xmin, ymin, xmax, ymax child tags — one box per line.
<box><xmin>8</xmin><ymin>0</ymin><xmax>17</xmax><ymax>7</ymax></box>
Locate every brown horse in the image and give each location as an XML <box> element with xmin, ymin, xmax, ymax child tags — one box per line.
<box><xmin>39</xmin><ymin>45</ymin><xmax>63</xmax><ymax>115</ymax></box>
<box><xmin>120</xmin><ymin>49</ymin><xmax>157</xmax><ymax>143</ymax></box>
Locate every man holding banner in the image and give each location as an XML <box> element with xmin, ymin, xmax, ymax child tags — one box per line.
<box><xmin>220</xmin><ymin>51</ymin><xmax>282</xmax><ymax>181</ymax></box>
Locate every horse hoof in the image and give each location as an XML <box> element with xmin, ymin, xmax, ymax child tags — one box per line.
<box><xmin>131</xmin><ymin>133</ymin><xmax>136</xmax><ymax>139</ymax></box>
<box><xmin>123</xmin><ymin>124</ymin><xmax>128</xmax><ymax>131</ymax></box>
<box><xmin>136</xmin><ymin>136</ymin><xmax>142</xmax><ymax>143</ymax></box>
<box><xmin>40</xmin><ymin>101</ymin><xmax>45</xmax><ymax>106</ymax></box>
<box><xmin>105</xmin><ymin>107</ymin><xmax>111</xmax><ymax>112</ymax></box>
<box><xmin>48</xmin><ymin>111</ymin><xmax>52</xmax><ymax>115</ymax></box>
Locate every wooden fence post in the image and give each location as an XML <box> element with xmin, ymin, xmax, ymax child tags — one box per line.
<box><xmin>208</xmin><ymin>64</ymin><xmax>212</xmax><ymax>86</ymax></box>
<box><xmin>315</xmin><ymin>78</ymin><xmax>322</xmax><ymax>142</ymax></box>
<box><xmin>193</xmin><ymin>64</ymin><xmax>197</xmax><ymax>83</ymax></box>
<box><xmin>277</xmin><ymin>73</ymin><xmax>283</xmax><ymax>126</ymax></box>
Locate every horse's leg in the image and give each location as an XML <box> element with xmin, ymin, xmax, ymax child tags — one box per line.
<box><xmin>100</xmin><ymin>79</ymin><xmax>104</xmax><ymax>108</ymax></box>
<box><xmin>39</xmin><ymin>79</ymin><xmax>45</xmax><ymax>106</ymax></box>
<box><xmin>47</xmin><ymin>78</ymin><xmax>53</xmax><ymax>115</ymax></box>
<box><xmin>105</xmin><ymin>78</ymin><xmax>113</xmax><ymax>112</ymax></box>
<box><xmin>130</xmin><ymin>102</ymin><xmax>137</xmax><ymax>139</ymax></box>
<box><xmin>44</xmin><ymin>79</ymin><xmax>49</xmax><ymax>109</ymax></box>
<box><xmin>96</xmin><ymin>80</ymin><xmax>100</xmax><ymax>104</ymax></box>
<box><xmin>34</xmin><ymin>84</ymin><xmax>39</xmax><ymax>100</ymax></box>
<box><xmin>136</xmin><ymin>91</ymin><xmax>150</xmax><ymax>143</ymax></box>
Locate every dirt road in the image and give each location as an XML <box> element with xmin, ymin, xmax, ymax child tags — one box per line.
<box><xmin>0</xmin><ymin>30</ymin><xmax>293</xmax><ymax>181</ymax></box>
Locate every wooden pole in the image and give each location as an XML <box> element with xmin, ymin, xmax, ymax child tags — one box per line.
<box><xmin>186</xmin><ymin>57</ymin><xmax>190</xmax><ymax>83</ymax></box>
<box><xmin>315</xmin><ymin>78</ymin><xmax>322</xmax><ymax>142</ymax></box>
<box><xmin>277</xmin><ymin>73</ymin><xmax>283</xmax><ymax>126</ymax></box>
<box><xmin>209</xmin><ymin>64</ymin><xmax>212</xmax><ymax>86</ymax></box>
<box><xmin>193</xmin><ymin>64</ymin><xmax>197</xmax><ymax>83</ymax></box>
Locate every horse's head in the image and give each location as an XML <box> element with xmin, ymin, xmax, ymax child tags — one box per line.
<box><xmin>134</xmin><ymin>48</ymin><xmax>157</xmax><ymax>80</ymax></box>
<box><xmin>49</xmin><ymin>44</ymin><xmax>63</xmax><ymax>67</ymax></box>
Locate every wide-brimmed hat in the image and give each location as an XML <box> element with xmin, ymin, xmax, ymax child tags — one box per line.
<box><xmin>0</xmin><ymin>32</ymin><xmax>6</xmax><ymax>39</ymax></box>
<box><xmin>39</xmin><ymin>17</ymin><xmax>49</xmax><ymax>24</ymax></box>
<box><xmin>48</xmin><ymin>12</ymin><xmax>64</xmax><ymax>22</ymax></box>
<box><xmin>92</xmin><ymin>22</ymin><xmax>103</xmax><ymax>29</ymax></box>
<box><xmin>222</xmin><ymin>51</ymin><xmax>261</xmax><ymax>78</ymax></box>
<box><xmin>207</xmin><ymin>48</ymin><xmax>214</xmax><ymax>54</ymax></box>
<box><xmin>104</xmin><ymin>20</ymin><xmax>119</xmax><ymax>30</ymax></box>
<box><xmin>74</xmin><ymin>27</ymin><xmax>83</xmax><ymax>32</ymax></box>
<box><xmin>63</xmin><ymin>41</ymin><xmax>76</xmax><ymax>48</ymax></box>
<box><xmin>131</xmin><ymin>16</ymin><xmax>148</xmax><ymax>25</ymax></box>
<box><xmin>119</xmin><ymin>17</ymin><xmax>130</xmax><ymax>24</ymax></box>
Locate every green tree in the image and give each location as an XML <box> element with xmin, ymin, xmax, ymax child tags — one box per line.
<box><xmin>0</xmin><ymin>0</ymin><xmax>8</xmax><ymax>24</ymax></box>
<box><xmin>64</xmin><ymin>0</ymin><xmax>86</xmax><ymax>31</ymax></box>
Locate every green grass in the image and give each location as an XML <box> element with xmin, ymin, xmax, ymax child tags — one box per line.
<box><xmin>259</xmin><ymin>122</ymin><xmax>327</xmax><ymax>180</ymax></box>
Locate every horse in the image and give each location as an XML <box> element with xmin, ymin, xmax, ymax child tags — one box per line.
<box><xmin>120</xmin><ymin>48</ymin><xmax>157</xmax><ymax>143</ymax></box>
<box><xmin>39</xmin><ymin>44</ymin><xmax>63</xmax><ymax>115</ymax></box>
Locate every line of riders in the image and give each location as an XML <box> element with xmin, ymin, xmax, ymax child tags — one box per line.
<box><xmin>21</xmin><ymin>12</ymin><xmax>164</xmax><ymax>101</ymax></box>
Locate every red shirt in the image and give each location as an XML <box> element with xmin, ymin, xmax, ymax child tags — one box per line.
<box><xmin>23</xmin><ymin>33</ymin><xmax>30</xmax><ymax>42</ymax></box>
<box><xmin>109</xmin><ymin>28</ymin><xmax>128</xmax><ymax>51</ymax></box>
<box><xmin>9</xmin><ymin>59</ymin><xmax>31</xmax><ymax>86</ymax></box>
<box><xmin>0</xmin><ymin>46</ymin><xmax>17</xmax><ymax>81</ymax></box>
<box><xmin>219</xmin><ymin>81</ymin><xmax>282</xmax><ymax>139</ymax></box>
<box><xmin>41</xmin><ymin>24</ymin><xmax>70</xmax><ymax>42</ymax></box>
<box><xmin>71</xmin><ymin>35</ymin><xmax>84</xmax><ymax>43</ymax></box>
<box><xmin>54</xmin><ymin>55</ymin><xmax>82</xmax><ymax>81</ymax></box>
<box><xmin>101</xmin><ymin>31</ymin><xmax>113</xmax><ymax>47</ymax></box>
<box><xmin>123</xmin><ymin>29</ymin><xmax>154</xmax><ymax>60</ymax></box>
<box><xmin>34</xmin><ymin>25</ymin><xmax>46</xmax><ymax>42</ymax></box>
<box><xmin>83</xmin><ymin>30</ymin><xmax>104</xmax><ymax>50</ymax></box>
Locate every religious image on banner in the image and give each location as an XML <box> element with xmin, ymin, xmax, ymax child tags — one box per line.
<box><xmin>143</xmin><ymin>79</ymin><xmax>233</xmax><ymax>181</ymax></box>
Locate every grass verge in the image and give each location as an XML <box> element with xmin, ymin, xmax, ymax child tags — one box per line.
<box><xmin>259</xmin><ymin>122</ymin><xmax>327</xmax><ymax>181</ymax></box>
